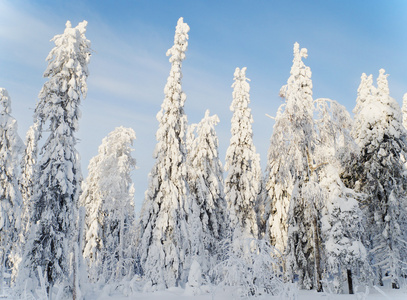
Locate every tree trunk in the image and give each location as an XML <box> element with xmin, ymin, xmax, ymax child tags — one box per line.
<box><xmin>312</xmin><ymin>216</ymin><xmax>322</xmax><ymax>292</ymax></box>
<box><xmin>392</xmin><ymin>281</ymin><xmax>400</xmax><ymax>289</ymax></box>
<box><xmin>377</xmin><ymin>267</ymin><xmax>383</xmax><ymax>286</ymax></box>
<box><xmin>347</xmin><ymin>269</ymin><xmax>354</xmax><ymax>294</ymax></box>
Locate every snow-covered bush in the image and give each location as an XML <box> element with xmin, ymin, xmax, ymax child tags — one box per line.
<box><xmin>211</xmin><ymin>238</ymin><xmax>283</xmax><ymax>297</ymax></box>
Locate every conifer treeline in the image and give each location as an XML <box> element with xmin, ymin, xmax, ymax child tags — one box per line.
<box><xmin>1</xmin><ymin>17</ymin><xmax>407</xmax><ymax>299</ymax></box>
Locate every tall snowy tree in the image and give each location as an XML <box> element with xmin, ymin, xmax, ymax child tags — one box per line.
<box><xmin>264</xmin><ymin>43</ymin><xmax>319</xmax><ymax>290</ymax></box>
<box><xmin>81</xmin><ymin>127</ymin><xmax>136</xmax><ymax>284</ymax></box>
<box><xmin>137</xmin><ymin>17</ymin><xmax>191</xmax><ymax>291</ymax></box>
<box><xmin>225</xmin><ymin>67</ymin><xmax>261</xmax><ymax>243</ymax></box>
<box><xmin>0</xmin><ymin>88</ymin><xmax>23</xmax><ymax>294</ymax></box>
<box><xmin>18</xmin><ymin>20</ymin><xmax>91</xmax><ymax>297</ymax></box>
<box><xmin>348</xmin><ymin>69</ymin><xmax>407</xmax><ymax>289</ymax></box>
<box><xmin>187</xmin><ymin>110</ymin><xmax>227</xmax><ymax>276</ymax></box>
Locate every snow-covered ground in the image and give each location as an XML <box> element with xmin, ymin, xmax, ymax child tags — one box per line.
<box><xmin>82</xmin><ymin>280</ymin><xmax>407</xmax><ymax>300</ymax></box>
<box><xmin>96</xmin><ymin>286</ymin><xmax>407</xmax><ymax>300</ymax></box>
<box><xmin>1</xmin><ymin>280</ymin><xmax>407</xmax><ymax>299</ymax></box>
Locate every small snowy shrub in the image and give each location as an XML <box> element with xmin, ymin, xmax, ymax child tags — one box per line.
<box><xmin>212</xmin><ymin>238</ymin><xmax>283</xmax><ymax>297</ymax></box>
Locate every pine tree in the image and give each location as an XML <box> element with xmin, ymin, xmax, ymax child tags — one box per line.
<box><xmin>137</xmin><ymin>17</ymin><xmax>191</xmax><ymax>291</ymax></box>
<box><xmin>19</xmin><ymin>20</ymin><xmax>91</xmax><ymax>296</ymax></box>
<box><xmin>187</xmin><ymin>110</ymin><xmax>227</xmax><ymax>276</ymax></box>
<box><xmin>0</xmin><ymin>88</ymin><xmax>23</xmax><ymax>294</ymax></box>
<box><xmin>81</xmin><ymin>127</ymin><xmax>136</xmax><ymax>284</ymax></box>
<box><xmin>264</xmin><ymin>43</ymin><xmax>319</xmax><ymax>290</ymax></box>
<box><xmin>225</xmin><ymin>67</ymin><xmax>261</xmax><ymax>242</ymax></box>
<box><xmin>349</xmin><ymin>69</ymin><xmax>407</xmax><ymax>289</ymax></box>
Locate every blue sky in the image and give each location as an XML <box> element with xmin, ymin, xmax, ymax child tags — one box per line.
<box><xmin>1</xmin><ymin>0</ymin><xmax>406</xmax><ymax>212</ymax></box>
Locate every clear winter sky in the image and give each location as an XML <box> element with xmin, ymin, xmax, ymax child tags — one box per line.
<box><xmin>1</xmin><ymin>0</ymin><xmax>406</xmax><ymax>213</ymax></box>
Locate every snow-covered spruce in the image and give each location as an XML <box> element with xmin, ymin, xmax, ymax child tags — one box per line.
<box><xmin>19</xmin><ymin>122</ymin><xmax>41</xmax><ymax>238</ymax></box>
<box><xmin>17</xmin><ymin>20</ymin><xmax>91</xmax><ymax>297</ymax></box>
<box><xmin>346</xmin><ymin>69</ymin><xmax>407</xmax><ymax>289</ymax></box>
<box><xmin>264</xmin><ymin>43</ymin><xmax>319</xmax><ymax>290</ymax></box>
<box><xmin>187</xmin><ymin>110</ymin><xmax>227</xmax><ymax>278</ymax></box>
<box><xmin>81</xmin><ymin>127</ymin><xmax>136</xmax><ymax>284</ymax></box>
<box><xmin>314</xmin><ymin>98</ymin><xmax>368</xmax><ymax>293</ymax></box>
<box><xmin>225</xmin><ymin>67</ymin><xmax>261</xmax><ymax>243</ymax></box>
<box><xmin>137</xmin><ymin>17</ymin><xmax>191</xmax><ymax>291</ymax></box>
<box><xmin>0</xmin><ymin>88</ymin><xmax>23</xmax><ymax>294</ymax></box>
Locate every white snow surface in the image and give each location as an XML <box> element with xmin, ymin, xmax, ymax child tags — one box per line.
<box><xmin>75</xmin><ymin>283</ymin><xmax>407</xmax><ymax>300</ymax></box>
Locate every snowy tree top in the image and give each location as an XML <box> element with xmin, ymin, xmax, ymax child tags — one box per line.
<box><xmin>294</xmin><ymin>42</ymin><xmax>308</xmax><ymax>59</ymax></box>
<box><xmin>98</xmin><ymin>126</ymin><xmax>136</xmax><ymax>156</ymax></box>
<box><xmin>158</xmin><ymin>17</ymin><xmax>190</xmax><ymax>123</ymax></box>
<box><xmin>35</xmin><ymin>20</ymin><xmax>91</xmax><ymax>133</ymax></box>
<box><xmin>166</xmin><ymin>17</ymin><xmax>190</xmax><ymax>63</ymax></box>
<box><xmin>203</xmin><ymin>109</ymin><xmax>219</xmax><ymax>124</ymax></box>
<box><xmin>377</xmin><ymin>68</ymin><xmax>390</xmax><ymax>97</ymax></box>
<box><xmin>231</xmin><ymin>67</ymin><xmax>251</xmax><ymax>111</ymax></box>
<box><xmin>353</xmin><ymin>69</ymin><xmax>404</xmax><ymax>146</ymax></box>
<box><xmin>280</xmin><ymin>42</ymin><xmax>312</xmax><ymax>105</ymax></box>
<box><xmin>195</xmin><ymin>109</ymin><xmax>220</xmax><ymax>144</ymax></box>
<box><xmin>356</xmin><ymin>73</ymin><xmax>374</xmax><ymax>105</ymax></box>
<box><xmin>0</xmin><ymin>88</ymin><xmax>11</xmax><ymax>115</ymax></box>
<box><xmin>41</xmin><ymin>19</ymin><xmax>91</xmax><ymax>100</ymax></box>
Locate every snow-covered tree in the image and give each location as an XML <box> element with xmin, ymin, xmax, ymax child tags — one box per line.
<box><xmin>314</xmin><ymin>98</ymin><xmax>368</xmax><ymax>293</ymax></box>
<box><xmin>187</xmin><ymin>110</ymin><xmax>227</xmax><ymax>276</ymax></box>
<box><xmin>81</xmin><ymin>127</ymin><xmax>136</xmax><ymax>284</ymax></box>
<box><xmin>402</xmin><ymin>93</ymin><xmax>407</xmax><ymax>129</ymax></box>
<box><xmin>225</xmin><ymin>67</ymin><xmax>261</xmax><ymax>242</ymax></box>
<box><xmin>265</xmin><ymin>43</ymin><xmax>314</xmax><ymax>253</ymax></box>
<box><xmin>18</xmin><ymin>122</ymin><xmax>42</xmax><ymax>243</ymax></box>
<box><xmin>137</xmin><ymin>17</ymin><xmax>191</xmax><ymax>291</ymax></box>
<box><xmin>11</xmin><ymin>121</ymin><xmax>42</xmax><ymax>284</ymax></box>
<box><xmin>19</xmin><ymin>20</ymin><xmax>91</xmax><ymax>296</ymax></box>
<box><xmin>348</xmin><ymin>69</ymin><xmax>407</xmax><ymax>289</ymax></box>
<box><xmin>0</xmin><ymin>88</ymin><xmax>23</xmax><ymax>294</ymax></box>
<box><xmin>264</xmin><ymin>43</ymin><xmax>319</xmax><ymax>290</ymax></box>
<box><xmin>320</xmin><ymin>169</ymin><xmax>367</xmax><ymax>293</ymax></box>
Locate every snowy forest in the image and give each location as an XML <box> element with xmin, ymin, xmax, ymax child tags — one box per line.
<box><xmin>1</xmin><ymin>17</ymin><xmax>407</xmax><ymax>300</ymax></box>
